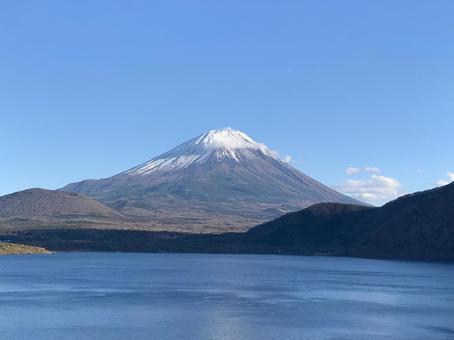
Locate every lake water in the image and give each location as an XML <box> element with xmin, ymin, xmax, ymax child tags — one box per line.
<box><xmin>0</xmin><ymin>253</ymin><xmax>453</xmax><ymax>340</ymax></box>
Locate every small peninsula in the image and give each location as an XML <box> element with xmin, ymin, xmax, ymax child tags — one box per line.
<box><xmin>0</xmin><ymin>242</ymin><xmax>50</xmax><ymax>255</ymax></box>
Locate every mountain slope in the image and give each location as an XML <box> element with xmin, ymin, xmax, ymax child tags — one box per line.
<box><xmin>62</xmin><ymin>128</ymin><xmax>362</xmax><ymax>232</ymax></box>
<box><xmin>0</xmin><ymin>188</ymin><xmax>121</xmax><ymax>219</ymax></box>
<box><xmin>243</xmin><ymin>182</ymin><xmax>454</xmax><ymax>260</ymax></box>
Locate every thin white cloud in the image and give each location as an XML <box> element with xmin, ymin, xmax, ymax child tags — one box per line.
<box><xmin>283</xmin><ymin>155</ymin><xmax>292</xmax><ymax>163</ymax></box>
<box><xmin>346</xmin><ymin>166</ymin><xmax>381</xmax><ymax>175</ymax></box>
<box><xmin>436</xmin><ymin>172</ymin><xmax>454</xmax><ymax>186</ymax></box>
<box><xmin>364</xmin><ymin>166</ymin><xmax>381</xmax><ymax>173</ymax></box>
<box><xmin>346</xmin><ymin>167</ymin><xmax>361</xmax><ymax>175</ymax></box>
<box><xmin>337</xmin><ymin>174</ymin><xmax>402</xmax><ymax>204</ymax></box>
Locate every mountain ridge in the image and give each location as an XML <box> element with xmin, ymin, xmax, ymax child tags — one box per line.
<box><xmin>2</xmin><ymin>183</ymin><xmax>453</xmax><ymax>261</ymax></box>
<box><xmin>241</xmin><ymin>181</ymin><xmax>454</xmax><ymax>260</ymax></box>
<box><xmin>0</xmin><ymin>188</ymin><xmax>121</xmax><ymax>219</ymax></box>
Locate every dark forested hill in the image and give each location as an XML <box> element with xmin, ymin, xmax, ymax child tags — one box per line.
<box><xmin>243</xmin><ymin>182</ymin><xmax>454</xmax><ymax>260</ymax></box>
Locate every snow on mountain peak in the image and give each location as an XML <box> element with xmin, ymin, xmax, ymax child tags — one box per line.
<box><xmin>127</xmin><ymin>128</ymin><xmax>278</xmax><ymax>176</ymax></box>
<box><xmin>196</xmin><ymin>128</ymin><xmax>266</xmax><ymax>151</ymax></box>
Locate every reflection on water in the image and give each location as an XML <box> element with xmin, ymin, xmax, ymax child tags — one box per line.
<box><xmin>0</xmin><ymin>253</ymin><xmax>453</xmax><ymax>340</ymax></box>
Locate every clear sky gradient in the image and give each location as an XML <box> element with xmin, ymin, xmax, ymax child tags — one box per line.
<box><xmin>1</xmin><ymin>1</ymin><xmax>453</xmax><ymax>204</ymax></box>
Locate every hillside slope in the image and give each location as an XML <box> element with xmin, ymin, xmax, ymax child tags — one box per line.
<box><xmin>0</xmin><ymin>188</ymin><xmax>121</xmax><ymax>219</ymax></box>
<box><xmin>244</xmin><ymin>182</ymin><xmax>454</xmax><ymax>260</ymax></box>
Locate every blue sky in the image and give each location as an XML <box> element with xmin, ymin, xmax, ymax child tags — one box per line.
<box><xmin>1</xmin><ymin>0</ymin><xmax>453</xmax><ymax>204</ymax></box>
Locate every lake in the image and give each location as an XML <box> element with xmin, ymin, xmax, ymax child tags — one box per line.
<box><xmin>0</xmin><ymin>253</ymin><xmax>453</xmax><ymax>339</ymax></box>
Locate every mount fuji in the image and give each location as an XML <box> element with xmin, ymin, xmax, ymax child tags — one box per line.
<box><xmin>62</xmin><ymin>128</ymin><xmax>362</xmax><ymax>232</ymax></box>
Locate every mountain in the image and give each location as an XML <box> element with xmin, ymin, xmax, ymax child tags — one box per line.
<box><xmin>242</xmin><ymin>182</ymin><xmax>454</xmax><ymax>260</ymax></box>
<box><xmin>0</xmin><ymin>188</ymin><xmax>121</xmax><ymax>219</ymax></box>
<box><xmin>62</xmin><ymin>128</ymin><xmax>361</xmax><ymax>232</ymax></box>
<box><xmin>4</xmin><ymin>183</ymin><xmax>454</xmax><ymax>260</ymax></box>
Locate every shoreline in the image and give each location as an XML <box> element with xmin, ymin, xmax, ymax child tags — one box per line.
<box><xmin>14</xmin><ymin>247</ymin><xmax>454</xmax><ymax>265</ymax></box>
<box><xmin>0</xmin><ymin>242</ymin><xmax>51</xmax><ymax>255</ymax></box>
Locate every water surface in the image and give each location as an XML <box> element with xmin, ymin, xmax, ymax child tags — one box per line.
<box><xmin>0</xmin><ymin>253</ymin><xmax>453</xmax><ymax>339</ymax></box>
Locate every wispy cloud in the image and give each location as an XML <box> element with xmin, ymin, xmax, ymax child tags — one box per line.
<box><xmin>283</xmin><ymin>155</ymin><xmax>292</xmax><ymax>163</ymax></box>
<box><xmin>346</xmin><ymin>167</ymin><xmax>361</xmax><ymax>175</ymax></box>
<box><xmin>364</xmin><ymin>166</ymin><xmax>381</xmax><ymax>173</ymax></box>
<box><xmin>345</xmin><ymin>166</ymin><xmax>381</xmax><ymax>175</ymax></box>
<box><xmin>436</xmin><ymin>172</ymin><xmax>454</xmax><ymax>186</ymax></box>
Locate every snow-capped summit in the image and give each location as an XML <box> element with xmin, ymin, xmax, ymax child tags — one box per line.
<box><xmin>126</xmin><ymin>128</ymin><xmax>277</xmax><ymax>176</ymax></box>
<box><xmin>62</xmin><ymin>128</ymin><xmax>362</xmax><ymax>232</ymax></box>
<box><xmin>196</xmin><ymin>128</ymin><xmax>269</xmax><ymax>152</ymax></box>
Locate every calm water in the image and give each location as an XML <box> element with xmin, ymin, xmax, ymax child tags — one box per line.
<box><xmin>0</xmin><ymin>253</ymin><xmax>453</xmax><ymax>340</ymax></box>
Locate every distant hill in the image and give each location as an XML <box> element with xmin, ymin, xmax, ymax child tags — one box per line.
<box><xmin>6</xmin><ymin>182</ymin><xmax>454</xmax><ymax>261</ymax></box>
<box><xmin>244</xmin><ymin>182</ymin><xmax>454</xmax><ymax>260</ymax></box>
<box><xmin>0</xmin><ymin>188</ymin><xmax>121</xmax><ymax>219</ymax></box>
<box><xmin>61</xmin><ymin>128</ymin><xmax>362</xmax><ymax>232</ymax></box>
